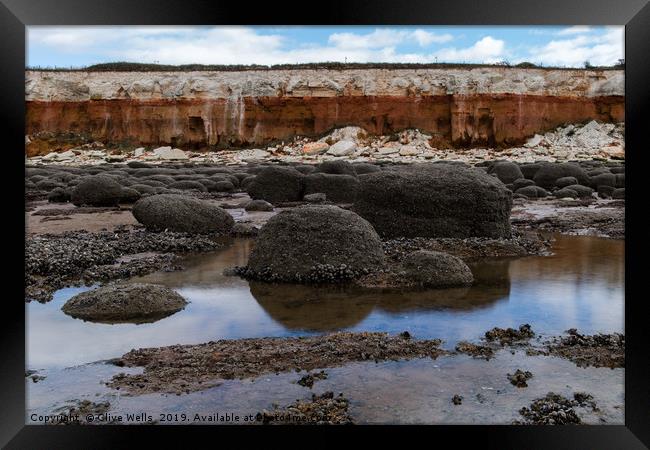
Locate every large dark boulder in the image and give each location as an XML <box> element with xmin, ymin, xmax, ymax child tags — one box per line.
<box><xmin>401</xmin><ymin>250</ymin><xmax>474</xmax><ymax>288</ymax></box>
<box><xmin>488</xmin><ymin>161</ymin><xmax>524</xmax><ymax>184</ymax></box>
<box><xmin>246</xmin><ymin>166</ymin><xmax>304</xmax><ymax>203</ymax></box>
<box><xmin>132</xmin><ymin>194</ymin><xmax>234</xmax><ymax>234</ymax></box>
<box><xmin>70</xmin><ymin>175</ymin><xmax>124</xmax><ymax>206</ymax></box>
<box><xmin>533</xmin><ymin>163</ymin><xmax>589</xmax><ymax>189</ymax></box>
<box><xmin>352</xmin><ymin>164</ymin><xmax>512</xmax><ymax>238</ymax></box>
<box><xmin>303</xmin><ymin>173</ymin><xmax>360</xmax><ymax>203</ymax></box>
<box><xmin>244</xmin><ymin>205</ymin><xmax>385</xmax><ymax>283</ymax></box>
<box><xmin>62</xmin><ymin>283</ymin><xmax>187</xmax><ymax>323</ymax></box>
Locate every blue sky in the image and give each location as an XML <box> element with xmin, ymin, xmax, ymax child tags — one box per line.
<box><xmin>27</xmin><ymin>26</ymin><xmax>624</xmax><ymax>68</ymax></box>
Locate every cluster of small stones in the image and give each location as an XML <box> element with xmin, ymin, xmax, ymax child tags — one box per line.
<box><xmin>25</xmin><ymin>121</ymin><xmax>624</xmax><ymax>167</ymax></box>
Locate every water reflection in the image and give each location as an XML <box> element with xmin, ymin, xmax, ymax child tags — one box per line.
<box><xmin>250</xmin><ymin>283</ymin><xmax>376</xmax><ymax>331</ymax></box>
<box><xmin>27</xmin><ymin>234</ymin><xmax>624</xmax><ymax>369</ymax></box>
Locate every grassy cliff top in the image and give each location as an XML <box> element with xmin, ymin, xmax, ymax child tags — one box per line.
<box><xmin>27</xmin><ymin>61</ymin><xmax>624</xmax><ymax>72</ymax></box>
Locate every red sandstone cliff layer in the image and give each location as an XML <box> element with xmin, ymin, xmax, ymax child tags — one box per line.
<box><xmin>25</xmin><ymin>68</ymin><xmax>624</xmax><ymax>154</ymax></box>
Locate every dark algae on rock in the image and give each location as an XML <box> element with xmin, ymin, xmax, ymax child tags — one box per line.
<box><xmin>546</xmin><ymin>329</ymin><xmax>624</xmax><ymax>368</ymax></box>
<box><xmin>25</xmin><ymin>229</ymin><xmax>220</xmax><ymax>302</ymax></box>
<box><xmin>485</xmin><ymin>324</ymin><xmax>535</xmax><ymax>345</ymax></box>
<box><xmin>238</xmin><ymin>205</ymin><xmax>385</xmax><ymax>283</ymax></box>
<box><xmin>107</xmin><ymin>332</ymin><xmax>446</xmax><ymax>395</ymax></box>
<box><xmin>256</xmin><ymin>392</ymin><xmax>353</xmax><ymax>425</ymax></box>
<box><xmin>62</xmin><ymin>283</ymin><xmax>187</xmax><ymax>323</ymax></box>
<box><xmin>514</xmin><ymin>392</ymin><xmax>599</xmax><ymax>425</ymax></box>
<box><xmin>353</xmin><ymin>163</ymin><xmax>512</xmax><ymax>238</ymax></box>
<box><xmin>507</xmin><ymin>369</ymin><xmax>533</xmax><ymax>388</ymax></box>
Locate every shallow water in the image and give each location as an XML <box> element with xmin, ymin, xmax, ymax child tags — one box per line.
<box><xmin>27</xmin><ymin>234</ymin><xmax>624</xmax><ymax>369</ymax></box>
<box><xmin>26</xmin><ymin>233</ymin><xmax>624</xmax><ymax>424</ymax></box>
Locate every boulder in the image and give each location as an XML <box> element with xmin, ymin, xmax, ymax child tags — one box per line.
<box><xmin>489</xmin><ymin>162</ymin><xmax>524</xmax><ymax>184</ymax></box>
<box><xmin>512</xmin><ymin>178</ymin><xmax>535</xmax><ymax>190</ymax></box>
<box><xmin>612</xmin><ymin>188</ymin><xmax>625</xmax><ymax>199</ymax></box>
<box><xmin>533</xmin><ymin>163</ymin><xmax>589</xmax><ymax>189</ymax></box>
<box><xmin>62</xmin><ymin>283</ymin><xmax>187</xmax><ymax>323</ymax></box>
<box><xmin>326</xmin><ymin>140</ymin><xmax>356</xmax><ymax>156</ymax></box>
<box><xmin>153</xmin><ymin>147</ymin><xmax>188</xmax><ymax>160</ymax></box>
<box><xmin>304</xmin><ymin>193</ymin><xmax>327</xmax><ymax>203</ymax></box>
<box><xmin>597</xmin><ymin>185</ymin><xmax>616</xmax><ymax>198</ymax></box>
<box><xmin>245</xmin><ymin>200</ymin><xmax>274</xmax><ymax>212</ymax></box>
<box><xmin>303</xmin><ymin>173</ymin><xmax>360</xmax><ymax>203</ymax></box>
<box><xmin>130</xmin><ymin>184</ymin><xmax>158</xmax><ymax>195</ymax></box>
<box><xmin>399</xmin><ymin>145</ymin><xmax>420</xmax><ymax>156</ymax></box>
<box><xmin>514</xmin><ymin>186</ymin><xmax>549</xmax><ymax>199</ymax></box>
<box><xmin>119</xmin><ymin>187</ymin><xmax>141</xmax><ymax>203</ymax></box>
<box><xmin>555</xmin><ymin>176</ymin><xmax>579</xmax><ymax>188</ymax></box>
<box><xmin>353</xmin><ymin>164</ymin><xmax>512</xmax><ymax>238</ymax></box>
<box><xmin>590</xmin><ymin>173</ymin><xmax>616</xmax><ymax>188</ymax></box>
<box><xmin>47</xmin><ymin>187</ymin><xmax>71</xmax><ymax>203</ymax></box>
<box><xmin>520</xmin><ymin>163</ymin><xmax>542</xmax><ymax>180</ymax></box>
<box><xmin>315</xmin><ymin>160</ymin><xmax>357</xmax><ymax>177</ymax></box>
<box><xmin>246</xmin><ymin>166</ymin><xmax>304</xmax><ymax>203</ymax></box>
<box><xmin>564</xmin><ymin>184</ymin><xmax>594</xmax><ymax>198</ymax></box>
<box><xmin>401</xmin><ymin>250</ymin><xmax>474</xmax><ymax>288</ymax></box>
<box><xmin>352</xmin><ymin>163</ymin><xmax>381</xmax><ymax>175</ymax></box>
<box><xmin>132</xmin><ymin>194</ymin><xmax>234</xmax><ymax>234</ymax></box>
<box><xmin>554</xmin><ymin>188</ymin><xmax>579</xmax><ymax>199</ymax></box>
<box><xmin>168</xmin><ymin>180</ymin><xmax>208</xmax><ymax>192</ymax></box>
<box><xmin>70</xmin><ymin>176</ymin><xmax>124</xmax><ymax>206</ymax></box>
<box><xmin>245</xmin><ymin>205</ymin><xmax>385</xmax><ymax>283</ymax></box>
<box><xmin>615</xmin><ymin>173</ymin><xmax>625</xmax><ymax>188</ymax></box>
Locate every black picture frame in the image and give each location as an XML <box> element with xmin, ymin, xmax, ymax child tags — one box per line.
<box><xmin>2</xmin><ymin>0</ymin><xmax>647</xmax><ymax>447</ymax></box>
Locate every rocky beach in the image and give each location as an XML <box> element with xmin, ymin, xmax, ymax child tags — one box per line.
<box><xmin>25</xmin><ymin>65</ymin><xmax>625</xmax><ymax>426</ymax></box>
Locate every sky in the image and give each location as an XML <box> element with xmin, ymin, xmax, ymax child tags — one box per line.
<box><xmin>27</xmin><ymin>25</ymin><xmax>624</xmax><ymax>68</ymax></box>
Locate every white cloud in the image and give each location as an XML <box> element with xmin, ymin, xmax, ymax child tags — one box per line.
<box><xmin>521</xmin><ymin>27</ymin><xmax>623</xmax><ymax>67</ymax></box>
<box><xmin>557</xmin><ymin>26</ymin><xmax>592</xmax><ymax>35</ymax></box>
<box><xmin>411</xmin><ymin>29</ymin><xmax>454</xmax><ymax>46</ymax></box>
<box><xmin>431</xmin><ymin>36</ymin><xmax>506</xmax><ymax>63</ymax></box>
<box><xmin>328</xmin><ymin>28</ymin><xmax>452</xmax><ymax>50</ymax></box>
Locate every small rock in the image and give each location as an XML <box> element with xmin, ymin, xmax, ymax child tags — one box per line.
<box><xmin>326</xmin><ymin>140</ymin><xmax>357</xmax><ymax>156</ymax></box>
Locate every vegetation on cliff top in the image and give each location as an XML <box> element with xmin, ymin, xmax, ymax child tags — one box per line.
<box><xmin>27</xmin><ymin>61</ymin><xmax>624</xmax><ymax>72</ymax></box>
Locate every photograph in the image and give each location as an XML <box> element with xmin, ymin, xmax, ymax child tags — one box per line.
<box><xmin>1</xmin><ymin>0</ymin><xmax>646</xmax><ymax>445</ymax></box>
<box><xmin>23</xmin><ymin>23</ymin><xmax>627</xmax><ymax>426</ymax></box>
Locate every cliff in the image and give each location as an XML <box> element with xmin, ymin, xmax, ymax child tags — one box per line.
<box><xmin>25</xmin><ymin>67</ymin><xmax>624</xmax><ymax>153</ymax></box>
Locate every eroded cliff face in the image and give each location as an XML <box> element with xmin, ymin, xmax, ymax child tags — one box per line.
<box><xmin>25</xmin><ymin>68</ymin><xmax>624</xmax><ymax>153</ymax></box>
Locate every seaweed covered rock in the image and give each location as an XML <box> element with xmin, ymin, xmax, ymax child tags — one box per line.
<box><xmin>353</xmin><ymin>164</ymin><xmax>512</xmax><ymax>238</ymax></box>
<box><xmin>314</xmin><ymin>160</ymin><xmax>357</xmax><ymax>177</ymax></box>
<box><xmin>533</xmin><ymin>163</ymin><xmax>590</xmax><ymax>189</ymax></box>
<box><xmin>61</xmin><ymin>283</ymin><xmax>187</xmax><ymax>323</ymax></box>
<box><xmin>132</xmin><ymin>194</ymin><xmax>234</xmax><ymax>234</ymax></box>
<box><xmin>489</xmin><ymin>161</ymin><xmax>524</xmax><ymax>184</ymax></box>
<box><xmin>303</xmin><ymin>173</ymin><xmax>360</xmax><ymax>203</ymax></box>
<box><xmin>246</xmin><ymin>166</ymin><xmax>304</xmax><ymax>203</ymax></box>
<box><xmin>70</xmin><ymin>175</ymin><xmax>125</xmax><ymax>206</ymax></box>
<box><xmin>243</xmin><ymin>205</ymin><xmax>385</xmax><ymax>283</ymax></box>
<box><xmin>401</xmin><ymin>250</ymin><xmax>474</xmax><ymax>288</ymax></box>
